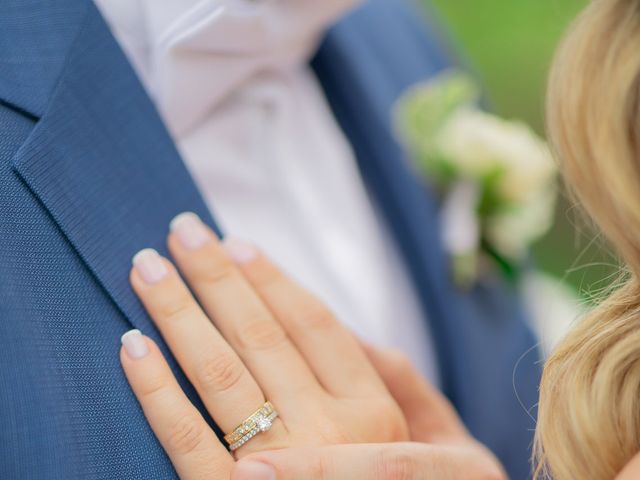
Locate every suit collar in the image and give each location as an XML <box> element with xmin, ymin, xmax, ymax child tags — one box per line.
<box><xmin>0</xmin><ymin>0</ymin><xmax>94</xmax><ymax>118</ymax></box>
<box><xmin>10</xmin><ymin>2</ymin><xmax>218</xmax><ymax>334</ymax></box>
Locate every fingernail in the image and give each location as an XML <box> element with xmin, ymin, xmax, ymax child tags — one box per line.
<box><xmin>121</xmin><ymin>329</ymin><xmax>149</xmax><ymax>360</ymax></box>
<box><xmin>133</xmin><ymin>248</ymin><xmax>168</xmax><ymax>284</ymax></box>
<box><xmin>223</xmin><ymin>238</ymin><xmax>257</xmax><ymax>264</ymax></box>
<box><xmin>233</xmin><ymin>460</ymin><xmax>276</xmax><ymax>480</ymax></box>
<box><xmin>170</xmin><ymin>212</ymin><xmax>210</xmax><ymax>250</ymax></box>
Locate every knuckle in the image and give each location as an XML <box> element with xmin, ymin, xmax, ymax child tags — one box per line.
<box><xmin>369</xmin><ymin>399</ymin><xmax>408</xmax><ymax>440</ymax></box>
<box><xmin>236</xmin><ymin>316</ymin><xmax>287</xmax><ymax>351</ymax></box>
<box><xmin>370</xmin><ymin>396</ymin><xmax>398</xmax><ymax>417</ymax></box>
<box><xmin>248</xmin><ymin>261</ymin><xmax>282</xmax><ymax>289</ymax></box>
<box><xmin>307</xmin><ymin>453</ymin><xmax>330</xmax><ymax>480</ymax></box>
<box><xmin>138</xmin><ymin>373</ymin><xmax>172</xmax><ymax>399</ymax></box>
<box><xmin>315</xmin><ymin>416</ymin><xmax>352</xmax><ymax>445</ymax></box>
<box><xmin>155</xmin><ymin>294</ymin><xmax>198</xmax><ymax>322</ymax></box>
<box><xmin>376</xmin><ymin>448</ymin><xmax>416</xmax><ymax>480</ymax></box>
<box><xmin>167</xmin><ymin>414</ymin><xmax>206</xmax><ymax>456</ymax></box>
<box><xmin>204</xmin><ymin>458</ymin><xmax>235</xmax><ymax>480</ymax></box>
<box><xmin>194</xmin><ymin>257</ymin><xmax>236</xmax><ymax>287</ymax></box>
<box><xmin>196</xmin><ymin>352</ymin><xmax>245</xmax><ymax>394</ymax></box>
<box><xmin>297</xmin><ymin>304</ymin><xmax>336</xmax><ymax>331</ymax></box>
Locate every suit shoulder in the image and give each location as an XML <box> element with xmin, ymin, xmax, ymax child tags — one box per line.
<box><xmin>326</xmin><ymin>0</ymin><xmax>455</xmax><ymax>91</ymax></box>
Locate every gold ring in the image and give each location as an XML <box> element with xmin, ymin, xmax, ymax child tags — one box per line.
<box><xmin>224</xmin><ymin>401</ymin><xmax>278</xmax><ymax>451</ymax></box>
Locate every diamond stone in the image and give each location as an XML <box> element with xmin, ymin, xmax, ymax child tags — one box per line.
<box><xmin>256</xmin><ymin>416</ymin><xmax>272</xmax><ymax>432</ymax></box>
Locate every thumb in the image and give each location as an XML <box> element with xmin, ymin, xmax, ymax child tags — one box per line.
<box><xmin>231</xmin><ymin>444</ymin><xmax>435</xmax><ymax>480</ymax></box>
<box><xmin>362</xmin><ymin>343</ymin><xmax>470</xmax><ymax>444</ymax></box>
<box><xmin>232</xmin><ymin>443</ymin><xmax>504</xmax><ymax>480</ymax></box>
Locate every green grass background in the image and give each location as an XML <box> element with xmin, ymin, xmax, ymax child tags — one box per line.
<box><xmin>426</xmin><ymin>0</ymin><xmax>618</xmax><ymax>295</ymax></box>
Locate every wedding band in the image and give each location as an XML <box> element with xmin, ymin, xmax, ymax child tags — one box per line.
<box><xmin>224</xmin><ymin>401</ymin><xmax>279</xmax><ymax>451</ymax></box>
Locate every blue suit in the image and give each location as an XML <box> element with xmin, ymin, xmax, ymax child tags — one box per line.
<box><xmin>0</xmin><ymin>0</ymin><xmax>540</xmax><ymax>478</ymax></box>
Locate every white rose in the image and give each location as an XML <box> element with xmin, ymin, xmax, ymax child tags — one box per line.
<box><xmin>434</xmin><ymin>108</ymin><xmax>504</xmax><ymax>178</ymax></box>
<box><xmin>485</xmin><ymin>186</ymin><xmax>557</xmax><ymax>259</ymax></box>
<box><xmin>435</xmin><ymin>108</ymin><xmax>556</xmax><ymax>204</ymax></box>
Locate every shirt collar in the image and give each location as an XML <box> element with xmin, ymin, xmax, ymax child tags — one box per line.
<box><xmin>94</xmin><ymin>0</ymin><xmax>361</xmax><ymax>135</ymax></box>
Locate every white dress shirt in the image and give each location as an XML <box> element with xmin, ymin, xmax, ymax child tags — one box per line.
<box><xmin>94</xmin><ymin>0</ymin><xmax>440</xmax><ymax>383</ymax></box>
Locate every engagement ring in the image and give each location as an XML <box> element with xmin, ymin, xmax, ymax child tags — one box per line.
<box><xmin>224</xmin><ymin>401</ymin><xmax>278</xmax><ymax>452</ymax></box>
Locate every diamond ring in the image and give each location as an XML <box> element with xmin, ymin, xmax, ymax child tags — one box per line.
<box><xmin>224</xmin><ymin>401</ymin><xmax>279</xmax><ymax>451</ymax></box>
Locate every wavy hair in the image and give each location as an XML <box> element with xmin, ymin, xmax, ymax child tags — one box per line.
<box><xmin>535</xmin><ymin>0</ymin><xmax>640</xmax><ymax>478</ymax></box>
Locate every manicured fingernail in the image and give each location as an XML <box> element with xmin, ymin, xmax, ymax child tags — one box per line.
<box><xmin>223</xmin><ymin>238</ymin><xmax>257</xmax><ymax>264</ymax></box>
<box><xmin>170</xmin><ymin>212</ymin><xmax>210</xmax><ymax>250</ymax></box>
<box><xmin>133</xmin><ymin>248</ymin><xmax>168</xmax><ymax>284</ymax></box>
<box><xmin>121</xmin><ymin>329</ymin><xmax>149</xmax><ymax>360</ymax></box>
<box><xmin>233</xmin><ymin>460</ymin><xmax>276</xmax><ymax>480</ymax></box>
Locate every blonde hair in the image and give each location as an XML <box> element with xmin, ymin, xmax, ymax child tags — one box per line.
<box><xmin>535</xmin><ymin>0</ymin><xmax>640</xmax><ymax>478</ymax></box>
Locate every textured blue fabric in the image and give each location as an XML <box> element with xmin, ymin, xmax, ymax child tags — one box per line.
<box><xmin>0</xmin><ymin>0</ymin><xmax>540</xmax><ymax>479</ymax></box>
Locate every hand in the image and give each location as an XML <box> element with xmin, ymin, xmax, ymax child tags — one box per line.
<box><xmin>232</xmin><ymin>346</ymin><xmax>507</xmax><ymax>479</ymax></box>
<box><xmin>119</xmin><ymin>213</ymin><xmax>408</xmax><ymax>479</ymax></box>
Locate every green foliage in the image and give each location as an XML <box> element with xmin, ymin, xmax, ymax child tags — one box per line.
<box><xmin>395</xmin><ymin>72</ymin><xmax>479</xmax><ymax>184</ymax></box>
<box><xmin>397</xmin><ymin>72</ymin><xmax>479</xmax><ymax>147</ymax></box>
<box><xmin>424</xmin><ymin>0</ymin><xmax>617</xmax><ymax>292</ymax></box>
<box><xmin>427</xmin><ymin>0</ymin><xmax>586</xmax><ymax>133</ymax></box>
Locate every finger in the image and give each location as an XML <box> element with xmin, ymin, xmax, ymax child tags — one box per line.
<box><xmin>233</xmin><ymin>443</ymin><xmax>505</xmax><ymax>480</ymax></box>
<box><xmin>120</xmin><ymin>331</ymin><xmax>233</xmax><ymax>480</ymax></box>
<box><xmin>362</xmin><ymin>344</ymin><xmax>470</xmax><ymax>444</ymax></box>
<box><xmin>167</xmin><ymin>213</ymin><xmax>321</xmax><ymax>410</ymax></box>
<box><xmin>130</xmin><ymin>248</ymin><xmax>288</xmax><ymax>450</ymax></box>
<box><xmin>225</xmin><ymin>238</ymin><xmax>386</xmax><ymax>398</ymax></box>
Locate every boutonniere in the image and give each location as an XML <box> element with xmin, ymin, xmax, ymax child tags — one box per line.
<box><xmin>394</xmin><ymin>71</ymin><xmax>558</xmax><ymax>287</ymax></box>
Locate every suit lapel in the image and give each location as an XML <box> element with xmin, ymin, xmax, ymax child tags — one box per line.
<box><xmin>10</xmin><ymin>2</ymin><xmax>218</xmax><ymax>334</ymax></box>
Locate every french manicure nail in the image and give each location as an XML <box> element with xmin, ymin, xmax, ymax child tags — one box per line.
<box><xmin>233</xmin><ymin>461</ymin><xmax>276</xmax><ymax>480</ymax></box>
<box><xmin>170</xmin><ymin>212</ymin><xmax>210</xmax><ymax>250</ymax></box>
<box><xmin>121</xmin><ymin>329</ymin><xmax>149</xmax><ymax>360</ymax></box>
<box><xmin>223</xmin><ymin>238</ymin><xmax>257</xmax><ymax>264</ymax></box>
<box><xmin>133</xmin><ymin>248</ymin><xmax>168</xmax><ymax>284</ymax></box>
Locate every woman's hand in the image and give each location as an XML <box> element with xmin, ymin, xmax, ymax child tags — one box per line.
<box><xmin>231</xmin><ymin>346</ymin><xmax>507</xmax><ymax>480</ymax></box>
<box><xmin>119</xmin><ymin>212</ymin><xmax>409</xmax><ymax>479</ymax></box>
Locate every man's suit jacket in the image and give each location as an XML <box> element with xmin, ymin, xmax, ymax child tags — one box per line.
<box><xmin>0</xmin><ymin>0</ymin><xmax>541</xmax><ymax>478</ymax></box>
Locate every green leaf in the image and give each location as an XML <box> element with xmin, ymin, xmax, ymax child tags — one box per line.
<box><xmin>395</xmin><ymin>70</ymin><xmax>480</xmax><ymax>152</ymax></box>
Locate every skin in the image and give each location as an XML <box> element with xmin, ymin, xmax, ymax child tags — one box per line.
<box><xmin>233</xmin><ymin>345</ymin><xmax>507</xmax><ymax>480</ymax></box>
<box><xmin>120</xmin><ymin>215</ymin><xmax>506</xmax><ymax>479</ymax></box>
<box><xmin>617</xmin><ymin>453</ymin><xmax>640</xmax><ymax>480</ymax></box>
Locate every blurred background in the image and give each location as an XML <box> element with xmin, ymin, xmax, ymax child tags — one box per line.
<box><xmin>426</xmin><ymin>0</ymin><xmax>618</xmax><ymax>299</ymax></box>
